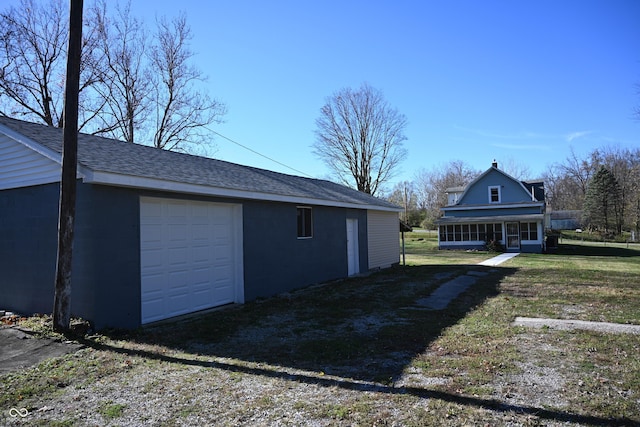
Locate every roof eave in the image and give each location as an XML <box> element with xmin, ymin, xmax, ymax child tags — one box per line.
<box><xmin>436</xmin><ymin>213</ymin><xmax>544</xmax><ymax>224</ymax></box>
<box><xmin>86</xmin><ymin>171</ymin><xmax>403</xmax><ymax>212</ymax></box>
<box><xmin>442</xmin><ymin>202</ymin><xmax>545</xmax><ymax>212</ymax></box>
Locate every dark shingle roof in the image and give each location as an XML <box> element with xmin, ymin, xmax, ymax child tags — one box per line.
<box><xmin>0</xmin><ymin>116</ymin><xmax>400</xmax><ymax>210</ymax></box>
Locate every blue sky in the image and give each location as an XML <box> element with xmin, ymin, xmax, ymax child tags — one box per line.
<box><xmin>15</xmin><ymin>0</ymin><xmax>640</xmax><ymax>190</ymax></box>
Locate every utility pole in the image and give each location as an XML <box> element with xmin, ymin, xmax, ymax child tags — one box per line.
<box><xmin>53</xmin><ymin>0</ymin><xmax>83</xmax><ymax>333</ymax></box>
<box><xmin>403</xmin><ymin>183</ymin><xmax>408</xmax><ymax>223</ymax></box>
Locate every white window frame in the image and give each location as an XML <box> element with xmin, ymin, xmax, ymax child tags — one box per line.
<box><xmin>488</xmin><ymin>186</ymin><xmax>501</xmax><ymax>203</ymax></box>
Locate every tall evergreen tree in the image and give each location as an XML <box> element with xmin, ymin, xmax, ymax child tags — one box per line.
<box><xmin>583</xmin><ymin>166</ymin><xmax>621</xmax><ymax>234</ymax></box>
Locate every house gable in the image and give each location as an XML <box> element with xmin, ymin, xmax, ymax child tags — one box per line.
<box><xmin>457</xmin><ymin>167</ymin><xmax>537</xmax><ymax>206</ymax></box>
<box><xmin>0</xmin><ymin>132</ymin><xmax>62</xmax><ymax>190</ymax></box>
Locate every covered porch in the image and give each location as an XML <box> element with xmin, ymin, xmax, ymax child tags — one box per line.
<box><xmin>436</xmin><ymin>214</ymin><xmax>545</xmax><ymax>253</ymax></box>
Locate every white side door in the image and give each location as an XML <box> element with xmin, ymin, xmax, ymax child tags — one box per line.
<box><xmin>346</xmin><ymin>218</ymin><xmax>360</xmax><ymax>276</ymax></box>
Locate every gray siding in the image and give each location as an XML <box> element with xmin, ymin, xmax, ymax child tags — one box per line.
<box><xmin>1</xmin><ymin>183</ymin><xmax>374</xmax><ymax>329</ymax></box>
<box><xmin>0</xmin><ymin>183</ymin><xmax>58</xmax><ymax>315</ymax></box>
<box><xmin>520</xmin><ymin>243</ymin><xmax>544</xmax><ymax>253</ymax></box>
<box><xmin>242</xmin><ymin>202</ymin><xmax>368</xmax><ymax>300</ymax></box>
<box><xmin>73</xmin><ymin>184</ymin><xmax>141</xmax><ymax>329</ymax></box>
<box><xmin>0</xmin><ymin>183</ymin><xmax>141</xmax><ymax>329</ymax></box>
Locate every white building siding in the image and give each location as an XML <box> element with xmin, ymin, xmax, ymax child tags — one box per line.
<box><xmin>367</xmin><ymin>210</ymin><xmax>399</xmax><ymax>269</ymax></box>
<box><xmin>0</xmin><ymin>135</ymin><xmax>60</xmax><ymax>190</ymax></box>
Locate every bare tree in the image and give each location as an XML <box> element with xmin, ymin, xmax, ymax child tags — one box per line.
<box><xmin>562</xmin><ymin>147</ymin><xmax>596</xmax><ymax>197</ymax></box>
<box><xmin>0</xmin><ymin>0</ymin><xmax>68</xmax><ymax>126</ymax></box>
<box><xmin>0</xmin><ymin>0</ymin><xmax>100</xmax><ymax>130</ymax></box>
<box><xmin>313</xmin><ymin>83</ymin><xmax>408</xmax><ymax>196</ymax></box>
<box><xmin>500</xmin><ymin>157</ymin><xmax>532</xmax><ymax>180</ymax></box>
<box><xmin>542</xmin><ymin>165</ymin><xmax>584</xmax><ymax>211</ymax></box>
<box><xmin>88</xmin><ymin>0</ymin><xmax>149</xmax><ymax>142</ymax></box>
<box><xmin>0</xmin><ymin>1</ymin><xmax>226</xmax><ymax>153</ymax></box>
<box><xmin>148</xmin><ymin>13</ymin><xmax>226</xmax><ymax>151</ymax></box>
<box><xmin>414</xmin><ymin>160</ymin><xmax>480</xmax><ymax>228</ymax></box>
<box><xmin>386</xmin><ymin>181</ymin><xmax>421</xmax><ymax>225</ymax></box>
<box><xmin>591</xmin><ymin>146</ymin><xmax>640</xmax><ymax>234</ymax></box>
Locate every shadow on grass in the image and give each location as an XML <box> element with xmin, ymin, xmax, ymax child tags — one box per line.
<box><xmin>553</xmin><ymin>242</ymin><xmax>640</xmax><ymax>257</ymax></box>
<box><xmin>76</xmin><ymin>337</ymin><xmax>631</xmax><ymax>426</ymax></box>
<box><xmin>116</xmin><ymin>265</ymin><xmax>509</xmax><ymax>382</ymax></box>
<box><xmin>89</xmin><ymin>264</ymin><xmax>634</xmax><ymax>426</ymax></box>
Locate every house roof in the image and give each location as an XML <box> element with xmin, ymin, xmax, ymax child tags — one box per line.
<box><xmin>452</xmin><ymin>164</ymin><xmax>544</xmax><ymax>206</ymax></box>
<box><xmin>0</xmin><ymin>116</ymin><xmax>401</xmax><ymax>212</ymax></box>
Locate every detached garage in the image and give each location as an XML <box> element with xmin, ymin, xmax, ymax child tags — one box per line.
<box><xmin>0</xmin><ymin>117</ymin><xmax>401</xmax><ymax>329</ymax></box>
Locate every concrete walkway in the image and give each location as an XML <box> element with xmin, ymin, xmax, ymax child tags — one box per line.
<box><xmin>0</xmin><ymin>327</ymin><xmax>83</xmax><ymax>374</ymax></box>
<box><xmin>413</xmin><ymin>253</ymin><xmax>519</xmax><ymax>310</ymax></box>
<box><xmin>512</xmin><ymin>317</ymin><xmax>640</xmax><ymax>335</ymax></box>
<box><xmin>477</xmin><ymin>252</ymin><xmax>520</xmax><ymax>266</ymax></box>
<box><xmin>415</xmin><ymin>274</ymin><xmax>480</xmax><ymax>310</ymax></box>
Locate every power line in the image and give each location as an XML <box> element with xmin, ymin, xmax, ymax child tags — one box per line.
<box><xmin>207</xmin><ymin>127</ymin><xmax>314</xmax><ymax>178</ymax></box>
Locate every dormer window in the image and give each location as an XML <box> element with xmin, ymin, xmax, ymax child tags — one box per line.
<box><xmin>489</xmin><ymin>186</ymin><xmax>501</xmax><ymax>203</ymax></box>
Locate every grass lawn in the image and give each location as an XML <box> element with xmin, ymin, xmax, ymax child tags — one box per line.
<box><xmin>1</xmin><ymin>234</ymin><xmax>639</xmax><ymax>426</ymax></box>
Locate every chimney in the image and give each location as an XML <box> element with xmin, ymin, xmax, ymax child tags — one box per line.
<box><xmin>491</xmin><ymin>159</ymin><xmax>498</xmax><ymax>168</ymax></box>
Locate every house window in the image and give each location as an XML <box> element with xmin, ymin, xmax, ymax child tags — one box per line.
<box><xmin>478</xmin><ymin>223</ymin><xmax>486</xmax><ymax>241</ymax></box>
<box><xmin>493</xmin><ymin>223</ymin><xmax>503</xmax><ymax>241</ymax></box>
<box><xmin>454</xmin><ymin>224</ymin><xmax>462</xmax><ymax>241</ymax></box>
<box><xmin>489</xmin><ymin>186</ymin><xmax>501</xmax><ymax>203</ymax></box>
<box><xmin>470</xmin><ymin>224</ymin><xmax>478</xmax><ymax>241</ymax></box>
<box><xmin>297</xmin><ymin>207</ymin><xmax>312</xmax><ymax>238</ymax></box>
<box><xmin>520</xmin><ymin>222</ymin><xmax>538</xmax><ymax>241</ymax></box>
<box><xmin>462</xmin><ymin>224</ymin><xmax>470</xmax><ymax>241</ymax></box>
<box><xmin>485</xmin><ymin>223</ymin><xmax>503</xmax><ymax>241</ymax></box>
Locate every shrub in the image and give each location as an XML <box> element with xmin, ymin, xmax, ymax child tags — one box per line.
<box><xmin>485</xmin><ymin>239</ymin><xmax>504</xmax><ymax>253</ymax></box>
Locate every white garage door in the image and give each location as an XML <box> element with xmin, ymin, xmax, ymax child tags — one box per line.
<box><xmin>140</xmin><ymin>197</ymin><xmax>244</xmax><ymax>324</ymax></box>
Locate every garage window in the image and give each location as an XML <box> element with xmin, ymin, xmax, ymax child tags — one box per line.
<box><xmin>297</xmin><ymin>207</ymin><xmax>312</xmax><ymax>238</ymax></box>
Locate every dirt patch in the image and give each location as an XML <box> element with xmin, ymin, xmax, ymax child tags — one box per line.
<box><xmin>491</xmin><ymin>333</ymin><xmax>570</xmax><ymax>410</ymax></box>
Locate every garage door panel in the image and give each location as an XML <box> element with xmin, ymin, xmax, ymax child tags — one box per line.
<box><xmin>140</xmin><ymin>223</ymin><xmax>163</xmax><ymax>238</ymax></box>
<box><xmin>141</xmin><ymin>248</ymin><xmax>165</xmax><ymax>269</ymax></box>
<box><xmin>192</xmin><ymin>266</ymin><xmax>212</xmax><ymax>282</ymax></box>
<box><xmin>191</xmin><ymin>223</ymin><xmax>210</xmax><ymax>238</ymax></box>
<box><xmin>141</xmin><ymin>272</ymin><xmax>165</xmax><ymax>291</ymax></box>
<box><xmin>167</xmin><ymin>291</ymin><xmax>189</xmax><ymax>309</ymax></box>
<box><xmin>192</xmin><ymin>246</ymin><xmax>211</xmax><ymax>263</ymax></box>
<box><xmin>142</xmin><ymin>301</ymin><xmax>165</xmax><ymax>323</ymax></box>
<box><xmin>140</xmin><ymin>197</ymin><xmax>243</xmax><ymax>324</ymax></box>
<box><xmin>167</xmin><ymin>200</ymin><xmax>187</xmax><ymax>215</ymax></box>
<box><xmin>213</xmin><ymin>287</ymin><xmax>233</xmax><ymax>303</ymax></box>
<box><xmin>168</xmin><ymin>269</ymin><xmax>189</xmax><ymax>285</ymax></box>
<box><xmin>192</xmin><ymin>285</ymin><xmax>213</xmax><ymax>302</ymax></box>
<box><xmin>168</xmin><ymin>247</ymin><xmax>189</xmax><ymax>265</ymax></box>
<box><xmin>140</xmin><ymin>199</ymin><xmax>163</xmax><ymax>217</ymax></box>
